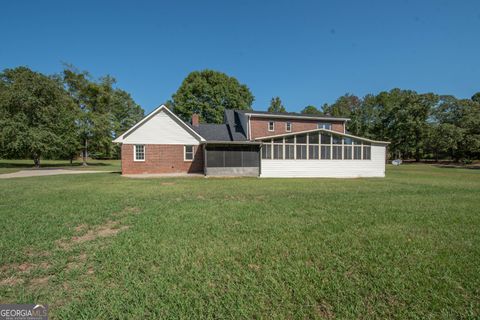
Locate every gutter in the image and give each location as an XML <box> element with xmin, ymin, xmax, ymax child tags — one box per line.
<box><xmin>244</xmin><ymin>113</ymin><xmax>350</xmax><ymax>122</ymax></box>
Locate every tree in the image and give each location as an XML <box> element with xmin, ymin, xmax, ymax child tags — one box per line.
<box><xmin>425</xmin><ymin>123</ymin><xmax>463</xmax><ymax>161</ymax></box>
<box><xmin>348</xmin><ymin>94</ymin><xmax>378</xmax><ymax>139</ymax></box>
<box><xmin>172</xmin><ymin>70</ymin><xmax>254</xmax><ymax>124</ymax></box>
<box><xmin>267</xmin><ymin>97</ymin><xmax>286</xmax><ymax>113</ymax></box>
<box><xmin>300</xmin><ymin>105</ymin><xmax>322</xmax><ymax>115</ymax></box>
<box><xmin>62</xmin><ymin>65</ymin><xmax>143</xmax><ymax>163</ymax></box>
<box><xmin>0</xmin><ymin>67</ymin><xmax>77</xmax><ymax>167</ymax></box>
<box><xmin>322</xmin><ymin>94</ymin><xmax>361</xmax><ymax>117</ymax></box>
<box><xmin>472</xmin><ymin>92</ymin><xmax>480</xmax><ymax>103</ymax></box>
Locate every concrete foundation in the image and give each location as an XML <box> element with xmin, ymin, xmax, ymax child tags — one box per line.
<box><xmin>205</xmin><ymin>167</ymin><xmax>259</xmax><ymax>177</ymax></box>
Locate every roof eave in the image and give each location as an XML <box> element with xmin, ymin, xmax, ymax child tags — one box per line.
<box><xmin>253</xmin><ymin>128</ymin><xmax>390</xmax><ymax>145</ymax></box>
<box><xmin>244</xmin><ymin>113</ymin><xmax>350</xmax><ymax>122</ymax></box>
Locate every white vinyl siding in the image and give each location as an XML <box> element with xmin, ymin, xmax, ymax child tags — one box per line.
<box><xmin>261</xmin><ymin>144</ymin><xmax>386</xmax><ymax>178</ymax></box>
<box><xmin>122</xmin><ymin>109</ymin><xmax>200</xmax><ymax>145</ymax></box>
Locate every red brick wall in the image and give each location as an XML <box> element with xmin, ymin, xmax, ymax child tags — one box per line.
<box><xmin>249</xmin><ymin>117</ymin><xmax>345</xmax><ymax>139</ymax></box>
<box><xmin>121</xmin><ymin>144</ymin><xmax>204</xmax><ymax>175</ymax></box>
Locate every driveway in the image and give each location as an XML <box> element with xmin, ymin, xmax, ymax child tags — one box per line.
<box><xmin>0</xmin><ymin>169</ymin><xmax>113</xmax><ymax>179</ymax></box>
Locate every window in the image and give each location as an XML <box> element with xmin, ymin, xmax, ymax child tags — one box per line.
<box><xmin>184</xmin><ymin>145</ymin><xmax>194</xmax><ymax>161</ymax></box>
<box><xmin>363</xmin><ymin>144</ymin><xmax>371</xmax><ymax>160</ymax></box>
<box><xmin>296</xmin><ymin>145</ymin><xmax>307</xmax><ymax>159</ymax></box>
<box><xmin>296</xmin><ymin>135</ymin><xmax>307</xmax><ymax>159</ymax></box>
<box><xmin>354</xmin><ymin>146</ymin><xmax>362</xmax><ymax>159</ymax></box>
<box><xmin>259</xmin><ymin>133</ymin><xmax>372</xmax><ymax>161</ymax></box>
<box><xmin>321</xmin><ymin>146</ymin><xmax>331</xmax><ymax>159</ymax></box>
<box><xmin>332</xmin><ymin>146</ymin><xmax>343</xmax><ymax>159</ymax></box>
<box><xmin>262</xmin><ymin>144</ymin><xmax>272</xmax><ymax>159</ymax></box>
<box><xmin>273</xmin><ymin>138</ymin><xmax>283</xmax><ymax>159</ymax></box>
<box><xmin>309</xmin><ymin>132</ymin><xmax>319</xmax><ymax>144</ymax></box>
<box><xmin>268</xmin><ymin>121</ymin><xmax>275</xmax><ymax>131</ymax></box>
<box><xmin>134</xmin><ymin>145</ymin><xmax>145</xmax><ymax>161</ymax></box>
<box><xmin>309</xmin><ymin>145</ymin><xmax>319</xmax><ymax>159</ymax></box>
<box><xmin>285</xmin><ymin>145</ymin><xmax>295</xmax><ymax>159</ymax></box>
<box><xmin>286</xmin><ymin>122</ymin><xmax>292</xmax><ymax>132</ymax></box>
<box><xmin>318</xmin><ymin>122</ymin><xmax>332</xmax><ymax>130</ymax></box>
<box><xmin>344</xmin><ymin>146</ymin><xmax>353</xmax><ymax>159</ymax></box>
<box><xmin>321</xmin><ymin>133</ymin><xmax>331</xmax><ymax>144</ymax></box>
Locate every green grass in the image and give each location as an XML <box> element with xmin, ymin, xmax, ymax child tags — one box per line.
<box><xmin>0</xmin><ymin>159</ymin><xmax>120</xmax><ymax>174</ymax></box>
<box><xmin>0</xmin><ymin>165</ymin><xmax>479</xmax><ymax>319</ymax></box>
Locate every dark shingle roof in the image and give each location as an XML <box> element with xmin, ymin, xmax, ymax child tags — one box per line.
<box><xmin>190</xmin><ymin>124</ymin><xmax>233</xmax><ymax>141</ymax></box>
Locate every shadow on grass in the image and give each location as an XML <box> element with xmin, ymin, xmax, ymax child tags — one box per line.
<box><xmin>0</xmin><ymin>161</ymin><xmax>113</xmax><ymax>169</ymax></box>
<box><xmin>433</xmin><ymin>164</ymin><xmax>480</xmax><ymax>170</ymax></box>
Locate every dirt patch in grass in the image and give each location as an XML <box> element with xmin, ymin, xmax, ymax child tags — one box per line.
<box><xmin>314</xmin><ymin>301</ymin><xmax>335</xmax><ymax>319</ymax></box>
<box><xmin>30</xmin><ymin>276</ymin><xmax>51</xmax><ymax>287</ymax></box>
<box><xmin>113</xmin><ymin>206</ymin><xmax>142</xmax><ymax>217</ymax></box>
<box><xmin>57</xmin><ymin>220</ymin><xmax>129</xmax><ymax>250</ymax></box>
<box><xmin>25</xmin><ymin>249</ymin><xmax>51</xmax><ymax>259</ymax></box>
<box><xmin>1</xmin><ymin>261</ymin><xmax>50</xmax><ymax>274</ymax></box>
<box><xmin>74</xmin><ymin>224</ymin><xmax>89</xmax><ymax>233</ymax></box>
<box><xmin>0</xmin><ymin>277</ymin><xmax>24</xmax><ymax>286</ymax></box>
<box><xmin>161</xmin><ymin>182</ymin><xmax>175</xmax><ymax>186</ymax></box>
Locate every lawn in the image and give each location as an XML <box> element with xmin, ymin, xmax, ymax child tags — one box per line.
<box><xmin>0</xmin><ymin>165</ymin><xmax>479</xmax><ymax>319</ymax></box>
<box><xmin>0</xmin><ymin>159</ymin><xmax>120</xmax><ymax>174</ymax></box>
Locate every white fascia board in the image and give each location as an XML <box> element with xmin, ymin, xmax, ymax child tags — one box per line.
<box><xmin>245</xmin><ymin>113</ymin><xmax>350</xmax><ymax>122</ymax></box>
<box><xmin>254</xmin><ymin>128</ymin><xmax>390</xmax><ymax>145</ymax></box>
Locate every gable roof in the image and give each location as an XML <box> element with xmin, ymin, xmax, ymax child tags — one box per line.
<box><xmin>190</xmin><ymin>124</ymin><xmax>233</xmax><ymax>141</ymax></box>
<box><xmin>189</xmin><ymin>109</ymin><xmax>248</xmax><ymax>142</ymax></box>
<box><xmin>113</xmin><ymin>105</ymin><xmax>205</xmax><ymax>143</ymax></box>
<box><xmin>254</xmin><ymin>128</ymin><xmax>390</xmax><ymax>145</ymax></box>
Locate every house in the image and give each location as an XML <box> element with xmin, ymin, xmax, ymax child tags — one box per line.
<box><xmin>113</xmin><ymin>105</ymin><xmax>389</xmax><ymax>178</ymax></box>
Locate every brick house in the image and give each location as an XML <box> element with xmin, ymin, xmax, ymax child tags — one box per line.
<box><xmin>113</xmin><ymin>105</ymin><xmax>389</xmax><ymax>177</ymax></box>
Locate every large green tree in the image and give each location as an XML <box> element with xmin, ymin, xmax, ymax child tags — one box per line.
<box><xmin>0</xmin><ymin>67</ymin><xmax>77</xmax><ymax>167</ymax></box>
<box><xmin>322</xmin><ymin>94</ymin><xmax>361</xmax><ymax>118</ymax></box>
<box><xmin>267</xmin><ymin>97</ymin><xmax>286</xmax><ymax>113</ymax></box>
<box><xmin>171</xmin><ymin>70</ymin><xmax>254</xmax><ymax>124</ymax></box>
<box><xmin>300</xmin><ymin>105</ymin><xmax>322</xmax><ymax>115</ymax></box>
<box><xmin>63</xmin><ymin>66</ymin><xmax>143</xmax><ymax>163</ymax></box>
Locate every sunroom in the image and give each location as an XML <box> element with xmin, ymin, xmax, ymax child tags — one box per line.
<box><xmin>255</xmin><ymin>129</ymin><xmax>389</xmax><ymax>178</ymax></box>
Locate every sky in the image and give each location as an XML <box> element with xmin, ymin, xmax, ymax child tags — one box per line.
<box><xmin>1</xmin><ymin>0</ymin><xmax>479</xmax><ymax>114</ymax></box>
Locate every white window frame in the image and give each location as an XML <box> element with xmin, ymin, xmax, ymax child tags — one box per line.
<box><xmin>134</xmin><ymin>144</ymin><xmax>145</xmax><ymax>162</ymax></box>
<box><xmin>285</xmin><ymin>122</ymin><xmax>292</xmax><ymax>132</ymax></box>
<box><xmin>268</xmin><ymin>121</ymin><xmax>275</xmax><ymax>132</ymax></box>
<box><xmin>318</xmin><ymin>122</ymin><xmax>332</xmax><ymax>130</ymax></box>
<box><xmin>184</xmin><ymin>145</ymin><xmax>194</xmax><ymax>161</ymax></box>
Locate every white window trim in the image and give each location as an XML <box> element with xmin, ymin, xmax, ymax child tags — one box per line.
<box><xmin>184</xmin><ymin>145</ymin><xmax>194</xmax><ymax>162</ymax></box>
<box><xmin>268</xmin><ymin>121</ymin><xmax>275</xmax><ymax>132</ymax></box>
<box><xmin>134</xmin><ymin>144</ymin><xmax>145</xmax><ymax>162</ymax></box>
<box><xmin>318</xmin><ymin>122</ymin><xmax>332</xmax><ymax>130</ymax></box>
<box><xmin>285</xmin><ymin>122</ymin><xmax>292</xmax><ymax>132</ymax></box>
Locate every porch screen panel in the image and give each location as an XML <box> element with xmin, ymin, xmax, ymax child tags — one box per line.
<box><xmin>242</xmin><ymin>147</ymin><xmax>260</xmax><ymax>167</ymax></box>
<box><xmin>207</xmin><ymin>147</ymin><xmax>224</xmax><ymax>167</ymax></box>
<box><xmin>207</xmin><ymin>146</ymin><xmax>259</xmax><ymax>167</ymax></box>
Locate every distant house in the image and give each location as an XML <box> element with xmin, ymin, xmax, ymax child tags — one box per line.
<box><xmin>113</xmin><ymin>105</ymin><xmax>389</xmax><ymax>177</ymax></box>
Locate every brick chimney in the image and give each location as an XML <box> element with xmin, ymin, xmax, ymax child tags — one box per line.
<box><xmin>191</xmin><ymin>113</ymin><xmax>200</xmax><ymax>126</ymax></box>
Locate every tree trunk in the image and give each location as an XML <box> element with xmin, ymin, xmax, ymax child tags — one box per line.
<box><xmin>82</xmin><ymin>139</ymin><xmax>88</xmax><ymax>166</ymax></box>
<box><xmin>33</xmin><ymin>154</ymin><xmax>40</xmax><ymax>168</ymax></box>
<box><xmin>415</xmin><ymin>147</ymin><xmax>421</xmax><ymax>162</ymax></box>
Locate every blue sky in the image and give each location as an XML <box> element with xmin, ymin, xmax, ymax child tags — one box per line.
<box><xmin>1</xmin><ymin>0</ymin><xmax>479</xmax><ymax>113</ymax></box>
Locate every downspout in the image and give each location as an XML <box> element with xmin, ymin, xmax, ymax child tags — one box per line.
<box><xmin>203</xmin><ymin>144</ymin><xmax>207</xmax><ymax>176</ymax></box>
<box><xmin>248</xmin><ymin>115</ymin><xmax>251</xmax><ymax>140</ymax></box>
